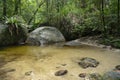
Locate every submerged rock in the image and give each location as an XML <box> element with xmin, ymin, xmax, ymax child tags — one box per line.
<box><xmin>115</xmin><ymin>65</ymin><xmax>120</xmax><ymax>70</ymax></box>
<box><xmin>79</xmin><ymin>73</ymin><xmax>86</xmax><ymax>78</ymax></box>
<box><xmin>103</xmin><ymin>71</ymin><xmax>120</xmax><ymax>80</ymax></box>
<box><xmin>78</xmin><ymin>57</ymin><xmax>99</xmax><ymax>69</ymax></box>
<box><xmin>55</xmin><ymin>70</ymin><xmax>68</xmax><ymax>76</ymax></box>
<box><xmin>89</xmin><ymin>73</ymin><xmax>102</xmax><ymax>80</ymax></box>
<box><xmin>26</xmin><ymin>26</ymin><xmax>65</xmax><ymax>46</ymax></box>
<box><xmin>79</xmin><ymin>73</ymin><xmax>102</xmax><ymax>80</ymax></box>
<box><xmin>0</xmin><ymin>23</ymin><xmax>27</xmax><ymax>46</ymax></box>
<box><xmin>25</xmin><ymin>71</ymin><xmax>33</xmax><ymax>76</ymax></box>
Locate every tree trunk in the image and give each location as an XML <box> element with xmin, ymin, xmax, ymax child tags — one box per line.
<box><xmin>3</xmin><ymin>0</ymin><xmax>7</xmax><ymax>17</ymax></box>
<box><xmin>46</xmin><ymin>0</ymin><xmax>50</xmax><ymax>23</ymax></box>
<box><xmin>46</xmin><ymin>0</ymin><xmax>49</xmax><ymax>13</ymax></box>
<box><xmin>101</xmin><ymin>0</ymin><xmax>105</xmax><ymax>27</ymax></box>
<box><xmin>101</xmin><ymin>0</ymin><xmax>106</xmax><ymax>36</ymax></box>
<box><xmin>19</xmin><ymin>0</ymin><xmax>21</xmax><ymax>15</ymax></box>
<box><xmin>14</xmin><ymin>0</ymin><xmax>18</xmax><ymax>15</ymax></box>
<box><xmin>118</xmin><ymin>0</ymin><xmax>120</xmax><ymax>28</ymax></box>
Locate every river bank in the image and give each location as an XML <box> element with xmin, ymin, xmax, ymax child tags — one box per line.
<box><xmin>65</xmin><ymin>36</ymin><xmax>120</xmax><ymax>53</ymax></box>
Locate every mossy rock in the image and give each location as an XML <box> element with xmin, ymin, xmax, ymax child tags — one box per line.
<box><xmin>0</xmin><ymin>23</ymin><xmax>27</xmax><ymax>46</ymax></box>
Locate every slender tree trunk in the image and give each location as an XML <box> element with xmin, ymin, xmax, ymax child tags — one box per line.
<box><xmin>118</xmin><ymin>0</ymin><xmax>120</xmax><ymax>28</ymax></box>
<box><xmin>56</xmin><ymin>0</ymin><xmax>60</xmax><ymax>12</ymax></box>
<box><xmin>14</xmin><ymin>0</ymin><xmax>18</xmax><ymax>15</ymax></box>
<box><xmin>19</xmin><ymin>0</ymin><xmax>21</xmax><ymax>15</ymax></box>
<box><xmin>101</xmin><ymin>0</ymin><xmax>105</xmax><ymax>27</ymax></box>
<box><xmin>46</xmin><ymin>0</ymin><xmax>50</xmax><ymax>23</ymax></box>
<box><xmin>101</xmin><ymin>0</ymin><xmax>106</xmax><ymax>36</ymax></box>
<box><xmin>3</xmin><ymin>0</ymin><xmax>7</xmax><ymax>17</ymax></box>
<box><xmin>46</xmin><ymin>0</ymin><xmax>49</xmax><ymax>13</ymax></box>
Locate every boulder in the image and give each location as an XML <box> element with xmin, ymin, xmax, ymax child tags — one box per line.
<box><xmin>78</xmin><ymin>57</ymin><xmax>99</xmax><ymax>69</ymax></box>
<box><xmin>103</xmin><ymin>71</ymin><xmax>120</xmax><ymax>80</ymax></box>
<box><xmin>26</xmin><ymin>26</ymin><xmax>65</xmax><ymax>46</ymax></box>
<box><xmin>0</xmin><ymin>23</ymin><xmax>27</xmax><ymax>46</ymax></box>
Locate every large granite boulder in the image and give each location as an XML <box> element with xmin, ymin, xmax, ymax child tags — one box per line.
<box><xmin>26</xmin><ymin>26</ymin><xmax>65</xmax><ymax>46</ymax></box>
<box><xmin>0</xmin><ymin>23</ymin><xmax>27</xmax><ymax>46</ymax></box>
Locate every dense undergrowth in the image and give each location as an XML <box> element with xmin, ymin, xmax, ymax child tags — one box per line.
<box><xmin>101</xmin><ymin>37</ymin><xmax>120</xmax><ymax>48</ymax></box>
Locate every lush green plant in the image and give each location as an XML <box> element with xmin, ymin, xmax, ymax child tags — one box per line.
<box><xmin>5</xmin><ymin>15</ymin><xmax>26</xmax><ymax>35</ymax></box>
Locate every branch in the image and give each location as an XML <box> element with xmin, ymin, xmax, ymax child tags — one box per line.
<box><xmin>28</xmin><ymin>1</ymin><xmax>45</xmax><ymax>25</ymax></box>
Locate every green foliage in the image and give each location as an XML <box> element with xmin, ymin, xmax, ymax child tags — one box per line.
<box><xmin>5</xmin><ymin>15</ymin><xmax>26</xmax><ymax>35</ymax></box>
<box><xmin>101</xmin><ymin>36</ymin><xmax>120</xmax><ymax>48</ymax></box>
<box><xmin>0</xmin><ymin>0</ymin><xmax>120</xmax><ymax>42</ymax></box>
<box><xmin>5</xmin><ymin>15</ymin><xmax>25</xmax><ymax>25</ymax></box>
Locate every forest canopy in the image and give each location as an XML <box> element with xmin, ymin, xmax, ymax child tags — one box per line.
<box><xmin>0</xmin><ymin>0</ymin><xmax>120</xmax><ymax>47</ymax></box>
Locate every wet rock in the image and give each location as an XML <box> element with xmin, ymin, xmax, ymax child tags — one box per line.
<box><xmin>103</xmin><ymin>71</ymin><xmax>120</xmax><ymax>80</ymax></box>
<box><xmin>78</xmin><ymin>57</ymin><xmax>99</xmax><ymax>69</ymax></box>
<box><xmin>79</xmin><ymin>73</ymin><xmax>102</xmax><ymax>80</ymax></box>
<box><xmin>64</xmin><ymin>40</ymin><xmax>81</xmax><ymax>47</ymax></box>
<box><xmin>26</xmin><ymin>26</ymin><xmax>65</xmax><ymax>46</ymax></box>
<box><xmin>79</xmin><ymin>73</ymin><xmax>86</xmax><ymax>78</ymax></box>
<box><xmin>89</xmin><ymin>73</ymin><xmax>102</xmax><ymax>80</ymax></box>
<box><xmin>55</xmin><ymin>70</ymin><xmax>68</xmax><ymax>76</ymax></box>
<box><xmin>115</xmin><ymin>65</ymin><xmax>120</xmax><ymax>70</ymax></box>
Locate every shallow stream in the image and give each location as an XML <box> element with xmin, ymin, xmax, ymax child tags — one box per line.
<box><xmin>0</xmin><ymin>45</ymin><xmax>120</xmax><ymax>80</ymax></box>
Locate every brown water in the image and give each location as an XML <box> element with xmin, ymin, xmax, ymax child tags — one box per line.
<box><xmin>0</xmin><ymin>45</ymin><xmax>120</xmax><ymax>80</ymax></box>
